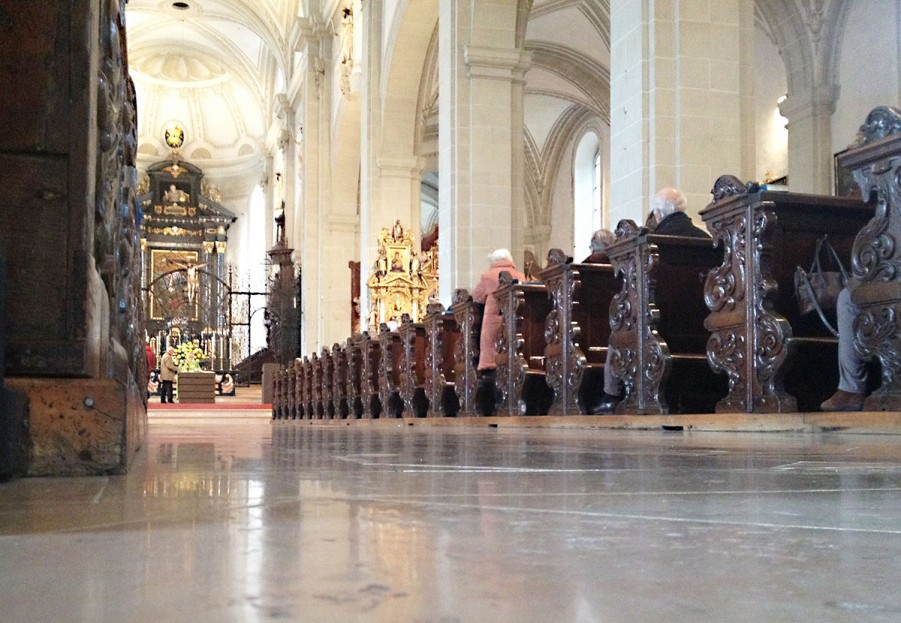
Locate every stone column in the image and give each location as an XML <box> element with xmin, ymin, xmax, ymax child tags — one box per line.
<box><xmin>610</xmin><ymin>0</ymin><xmax>756</xmax><ymax>223</ymax></box>
<box><xmin>293</xmin><ymin>15</ymin><xmax>330</xmax><ymax>353</ymax></box>
<box><xmin>779</xmin><ymin>85</ymin><xmax>840</xmax><ymax>195</ymax></box>
<box><xmin>438</xmin><ymin>0</ymin><xmax>528</xmax><ymax>301</ymax></box>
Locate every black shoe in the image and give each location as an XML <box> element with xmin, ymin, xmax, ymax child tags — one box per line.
<box><xmin>588</xmin><ymin>392</ymin><xmax>621</xmax><ymax>415</ymax></box>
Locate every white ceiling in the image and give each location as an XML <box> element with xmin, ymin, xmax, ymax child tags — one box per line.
<box><xmin>126</xmin><ymin>0</ymin><xmax>611</xmax><ymax>194</ymax></box>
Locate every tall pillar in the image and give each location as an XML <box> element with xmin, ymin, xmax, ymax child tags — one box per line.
<box><xmin>610</xmin><ymin>0</ymin><xmax>756</xmax><ymax>223</ymax></box>
<box><xmin>294</xmin><ymin>12</ymin><xmax>335</xmax><ymax>353</ymax></box>
<box><xmin>438</xmin><ymin>0</ymin><xmax>528</xmax><ymax>301</ymax></box>
<box><xmin>779</xmin><ymin>85</ymin><xmax>839</xmax><ymax>195</ymax></box>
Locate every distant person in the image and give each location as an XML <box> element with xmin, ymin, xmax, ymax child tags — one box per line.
<box><xmin>472</xmin><ymin>249</ymin><xmax>526</xmax><ymax>414</ymax></box>
<box><xmin>583</xmin><ymin>229</ymin><xmax>616</xmax><ymax>263</ymax></box>
<box><xmin>159</xmin><ymin>347</ymin><xmax>179</xmax><ymax>404</ymax></box>
<box><xmin>145</xmin><ymin>343</ymin><xmax>157</xmax><ymax>399</ymax></box>
<box><xmin>649</xmin><ymin>187</ymin><xmax>710</xmax><ymax>238</ymax></box>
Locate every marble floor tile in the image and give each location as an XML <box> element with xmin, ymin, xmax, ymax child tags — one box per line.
<box><xmin>1</xmin><ymin>418</ymin><xmax>901</xmax><ymax>622</ymax></box>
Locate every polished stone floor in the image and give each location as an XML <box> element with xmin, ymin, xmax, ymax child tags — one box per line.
<box><xmin>2</xmin><ymin>414</ymin><xmax>901</xmax><ymax>622</ymax></box>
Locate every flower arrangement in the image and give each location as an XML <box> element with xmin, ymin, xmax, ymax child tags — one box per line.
<box><xmin>174</xmin><ymin>341</ymin><xmax>207</xmax><ymax>372</ymax></box>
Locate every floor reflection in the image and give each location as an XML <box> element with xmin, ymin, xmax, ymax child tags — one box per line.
<box><xmin>1</xmin><ymin>420</ymin><xmax>900</xmax><ymax>621</ymax></box>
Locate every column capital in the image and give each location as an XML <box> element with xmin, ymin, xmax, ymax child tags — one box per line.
<box><xmin>464</xmin><ymin>46</ymin><xmax>531</xmax><ymax>80</ymax></box>
<box><xmin>376</xmin><ymin>156</ymin><xmax>425</xmax><ymax>178</ymax></box>
<box><xmin>779</xmin><ymin>83</ymin><xmax>841</xmax><ymax>121</ymax></box>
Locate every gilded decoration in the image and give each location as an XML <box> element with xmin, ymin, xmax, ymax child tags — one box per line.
<box><xmin>366</xmin><ymin>220</ymin><xmax>438</xmax><ymax>331</ymax></box>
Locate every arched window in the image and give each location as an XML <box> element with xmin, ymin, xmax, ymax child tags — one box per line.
<box><xmin>573</xmin><ymin>131</ymin><xmax>601</xmax><ymax>261</ymax></box>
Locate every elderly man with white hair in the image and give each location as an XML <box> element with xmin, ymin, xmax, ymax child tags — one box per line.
<box><xmin>649</xmin><ymin>187</ymin><xmax>710</xmax><ymax>238</ymax></box>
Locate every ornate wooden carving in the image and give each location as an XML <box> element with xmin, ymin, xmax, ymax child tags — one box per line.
<box><xmin>423</xmin><ymin>303</ymin><xmax>459</xmax><ymax>417</ymax></box>
<box><xmin>345</xmin><ymin>336</ymin><xmax>363</xmax><ymax>418</ymax></box>
<box><xmin>450</xmin><ymin>289</ymin><xmax>480</xmax><ymax>416</ymax></box>
<box><xmin>378</xmin><ymin>325</ymin><xmax>404</xmax><ymax>417</ymax></box>
<box><xmin>840</xmin><ymin>106</ymin><xmax>901</xmax><ymax>410</ymax></box>
<box><xmin>271</xmin><ymin>368</ymin><xmax>283</xmax><ymax>419</ymax></box>
<box><xmin>537</xmin><ymin>249</ymin><xmax>587</xmax><ymax>414</ymax></box>
<box><xmin>332</xmin><ymin>343</ymin><xmax>349</xmax><ymax>419</ymax></box>
<box><xmin>293</xmin><ymin>358</ymin><xmax>304</xmax><ymax>419</ymax></box>
<box><xmin>358</xmin><ymin>332</ymin><xmax>381</xmax><ymax>418</ymax></box>
<box><xmin>495</xmin><ymin>273</ymin><xmax>527</xmax><ymax>416</ymax></box>
<box><xmin>607</xmin><ymin>221</ymin><xmax>671</xmax><ymax>414</ymax></box>
<box><xmin>321</xmin><ymin>348</ymin><xmax>334</xmax><ymax>419</ymax></box>
<box><xmin>701</xmin><ymin>178</ymin><xmax>796</xmax><ymax>412</ymax></box>
<box><xmin>301</xmin><ymin>356</ymin><xmax>313</xmax><ymax>419</ymax></box>
<box><xmin>398</xmin><ymin>317</ymin><xmax>428</xmax><ymax>417</ymax></box>
<box><xmin>310</xmin><ymin>352</ymin><xmax>323</xmax><ymax>418</ymax></box>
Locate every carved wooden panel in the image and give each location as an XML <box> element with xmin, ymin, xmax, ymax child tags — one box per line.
<box><xmin>378</xmin><ymin>325</ymin><xmax>404</xmax><ymax>417</ymax></box>
<box><xmin>358</xmin><ymin>332</ymin><xmax>381</xmax><ymax>419</ymax></box>
<box><xmin>840</xmin><ymin>106</ymin><xmax>901</xmax><ymax>410</ymax></box>
<box><xmin>345</xmin><ymin>336</ymin><xmax>363</xmax><ymax>419</ymax></box>
<box><xmin>450</xmin><ymin>289</ymin><xmax>480</xmax><ymax>416</ymax></box>
<box><xmin>537</xmin><ymin>250</ymin><xmax>587</xmax><ymax>414</ymax></box>
<box><xmin>423</xmin><ymin>303</ymin><xmax>459</xmax><ymax>417</ymax></box>
<box><xmin>332</xmin><ymin>343</ymin><xmax>349</xmax><ymax>419</ymax></box>
<box><xmin>494</xmin><ymin>274</ymin><xmax>550</xmax><ymax>416</ymax></box>
<box><xmin>607</xmin><ymin>222</ymin><xmax>671</xmax><ymax>414</ymax></box>
<box><xmin>301</xmin><ymin>356</ymin><xmax>313</xmax><ymax>419</ymax></box>
<box><xmin>320</xmin><ymin>348</ymin><xmax>334</xmax><ymax>419</ymax></box>
<box><xmin>398</xmin><ymin>318</ymin><xmax>428</xmax><ymax>417</ymax></box>
<box><xmin>310</xmin><ymin>352</ymin><xmax>323</xmax><ymax>418</ymax></box>
<box><xmin>293</xmin><ymin>358</ymin><xmax>304</xmax><ymax>419</ymax></box>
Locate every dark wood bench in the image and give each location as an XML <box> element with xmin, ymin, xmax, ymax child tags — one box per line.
<box><xmin>607</xmin><ymin>225</ymin><xmax>725</xmax><ymax>414</ymax></box>
<box><xmin>399</xmin><ymin>317</ymin><xmax>430</xmax><ymax>417</ymax></box>
<box><xmin>378</xmin><ymin>325</ymin><xmax>405</xmax><ymax>418</ymax></box>
<box><xmin>423</xmin><ymin>302</ymin><xmax>460</xmax><ymax>417</ymax></box>
<box><xmin>449</xmin><ymin>289</ymin><xmax>481</xmax><ymax>416</ymax></box>
<box><xmin>701</xmin><ymin>176</ymin><xmax>873</xmax><ymax>412</ymax></box>
<box><xmin>537</xmin><ymin>249</ymin><xmax>619</xmax><ymax>414</ymax></box>
<box><xmin>354</xmin><ymin>331</ymin><xmax>382</xmax><ymax>418</ymax></box>
<box><xmin>494</xmin><ymin>272</ymin><xmax>553</xmax><ymax>416</ymax></box>
<box><xmin>296</xmin><ymin>356</ymin><xmax>308</xmax><ymax>419</ymax></box>
<box><xmin>320</xmin><ymin>347</ymin><xmax>335</xmax><ymax>419</ymax></box>
<box><xmin>344</xmin><ymin>336</ymin><xmax>364</xmax><ymax>419</ymax></box>
<box><xmin>331</xmin><ymin>342</ymin><xmax>350</xmax><ymax>419</ymax></box>
<box><xmin>839</xmin><ymin>106</ymin><xmax>901</xmax><ymax>411</ymax></box>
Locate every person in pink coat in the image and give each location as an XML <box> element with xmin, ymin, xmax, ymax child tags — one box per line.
<box><xmin>471</xmin><ymin>248</ymin><xmax>526</xmax><ymax>371</ymax></box>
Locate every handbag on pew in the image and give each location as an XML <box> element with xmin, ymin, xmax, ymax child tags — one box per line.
<box><xmin>793</xmin><ymin>235</ymin><xmax>848</xmax><ymax>337</ymax></box>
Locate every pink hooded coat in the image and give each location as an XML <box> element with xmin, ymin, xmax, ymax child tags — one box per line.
<box><xmin>471</xmin><ymin>259</ymin><xmax>525</xmax><ymax>370</ymax></box>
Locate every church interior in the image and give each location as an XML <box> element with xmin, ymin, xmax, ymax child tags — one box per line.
<box><xmin>1</xmin><ymin>0</ymin><xmax>901</xmax><ymax>620</ymax></box>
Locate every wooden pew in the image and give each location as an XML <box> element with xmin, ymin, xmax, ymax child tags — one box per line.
<box><xmin>839</xmin><ymin>106</ymin><xmax>901</xmax><ymax>411</ymax></box>
<box><xmin>331</xmin><ymin>343</ymin><xmax>350</xmax><ymax>419</ymax></box>
<box><xmin>607</xmin><ymin>223</ymin><xmax>725</xmax><ymax>414</ymax></box>
<box><xmin>283</xmin><ymin>364</ymin><xmax>296</xmax><ymax>419</ymax></box>
<box><xmin>356</xmin><ymin>331</ymin><xmax>382</xmax><ymax>418</ymax></box>
<box><xmin>271</xmin><ymin>367</ymin><xmax>284</xmax><ymax>419</ymax></box>
<box><xmin>701</xmin><ymin>175</ymin><xmax>873</xmax><ymax>412</ymax></box>
<box><xmin>320</xmin><ymin>347</ymin><xmax>335</xmax><ymax>419</ymax></box>
<box><xmin>449</xmin><ymin>289</ymin><xmax>481</xmax><ymax>416</ymax></box>
<box><xmin>308</xmin><ymin>352</ymin><xmax>322</xmax><ymax>418</ymax></box>
<box><xmin>423</xmin><ymin>302</ymin><xmax>460</xmax><ymax>417</ymax></box>
<box><xmin>292</xmin><ymin>357</ymin><xmax>305</xmax><ymax>420</ymax></box>
<box><xmin>378</xmin><ymin>325</ymin><xmax>405</xmax><ymax>418</ymax></box>
<box><xmin>398</xmin><ymin>317</ymin><xmax>429</xmax><ymax>417</ymax></box>
<box><xmin>494</xmin><ymin>272</ymin><xmax>554</xmax><ymax>416</ymax></box>
<box><xmin>345</xmin><ymin>336</ymin><xmax>364</xmax><ymax>419</ymax></box>
<box><xmin>537</xmin><ymin>249</ymin><xmax>619</xmax><ymax>414</ymax></box>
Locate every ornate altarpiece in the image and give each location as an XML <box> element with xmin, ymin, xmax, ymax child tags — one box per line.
<box><xmin>366</xmin><ymin>221</ymin><xmax>438</xmax><ymax>331</ymax></box>
<box><xmin>139</xmin><ymin>158</ymin><xmax>236</xmax><ymax>368</ymax></box>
